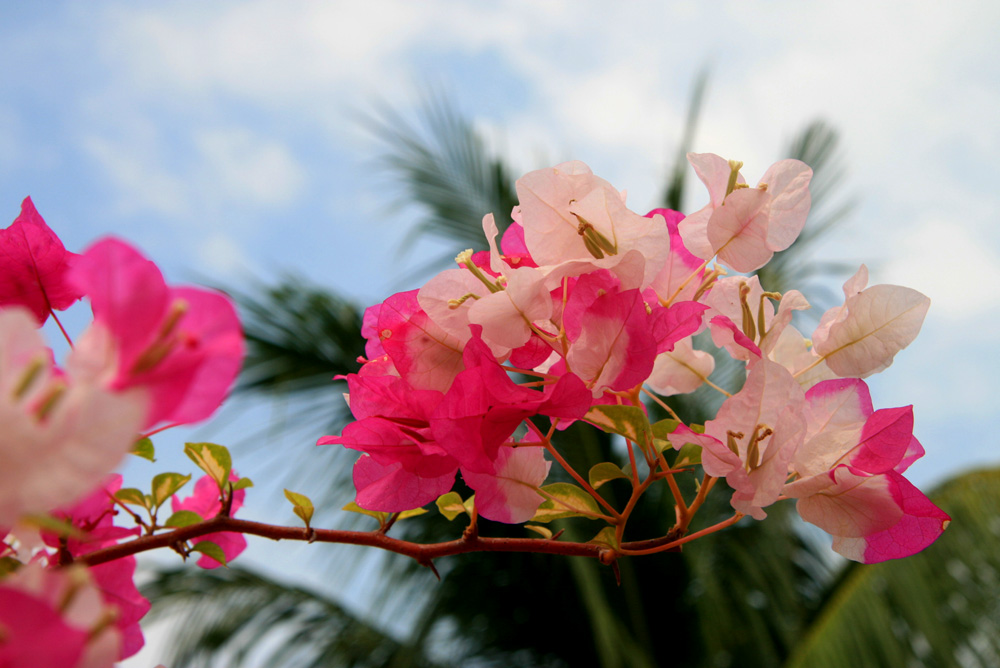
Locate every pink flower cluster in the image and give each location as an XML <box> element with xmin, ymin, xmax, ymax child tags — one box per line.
<box><xmin>325</xmin><ymin>156</ymin><xmax>948</xmax><ymax>563</ymax></box>
<box><xmin>0</xmin><ymin>198</ymin><xmax>244</xmax><ymax>665</ymax></box>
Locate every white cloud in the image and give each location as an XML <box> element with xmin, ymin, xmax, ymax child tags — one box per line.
<box><xmin>880</xmin><ymin>217</ymin><xmax>1000</xmax><ymax>319</ymax></box>
<box><xmin>194</xmin><ymin>232</ymin><xmax>255</xmax><ymax>279</ymax></box>
<box><xmin>195</xmin><ymin>128</ymin><xmax>305</xmax><ymax>206</ymax></box>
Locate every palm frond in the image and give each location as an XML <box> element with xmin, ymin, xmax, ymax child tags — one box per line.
<box><xmin>785</xmin><ymin>467</ymin><xmax>1000</xmax><ymax>668</ymax></box>
<box><xmin>662</xmin><ymin>67</ymin><xmax>710</xmax><ymax>212</ymax></box>
<box><xmin>365</xmin><ymin>94</ymin><xmax>520</xmax><ymax>268</ymax></box>
<box><xmin>755</xmin><ymin>121</ymin><xmax>857</xmax><ymax>303</ymax></box>
<box><xmin>232</xmin><ymin>275</ymin><xmax>366</xmax><ymax>398</ymax></box>
<box><xmin>142</xmin><ymin>566</ymin><xmax>449</xmax><ymax>668</ymax></box>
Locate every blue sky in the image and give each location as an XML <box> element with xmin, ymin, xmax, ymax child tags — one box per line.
<box><xmin>2</xmin><ymin>1</ymin><xmax>999</xmax><ymax>661</ymax></box>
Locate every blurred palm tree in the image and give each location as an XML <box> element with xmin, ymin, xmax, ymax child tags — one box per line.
<box><xmin>143</xmin><ymin>88</ymin><xmax>999</xmax><ymax>668</ymax></box>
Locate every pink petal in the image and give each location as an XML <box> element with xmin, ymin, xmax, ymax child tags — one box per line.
<box><xmin>353</xmin><ymin>454</ymin><xmax>456</xmax><ymax>513</ymax></box>
<box><xmin>0</xmin><ymin>197</ymin><xmax>84</xmax><ymax>324</ymax></box>
<box><xmin>462</xmin><ymin>445</ymin><xmax>551</xmax><ymax>523</ymax></box>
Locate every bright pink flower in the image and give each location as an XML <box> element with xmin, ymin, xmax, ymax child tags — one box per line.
<box><xmin>372</xmin><ymin>290</ymin><xmax>465</xmax><ymax>393</ymax></box>
<box><xmin>0</xmin><ymin>308</ymin><xmax>147</xmax><ymax>526</ymax></box>
<box><xmin>646</xmin><ymin>208</ymin><xmax>705</xmax><ymax>304</ymax></box>
<box><xmin>0</xmin><ymin>563</ymin><xmax>122</xmax><ymax>668</ymax></box>
<box><xmin>462</xmin><ymin>440</ymin><xmax>551</xmax><ymax>523</ymax></box>
<box><xmin>0</xmin><ymin>197</ymin><xmax>84</xmax><ymax>324</ymax></box>
<box><xmin>171</xmin><ymin>472</ymin><xmax>247</xmax><ymax>569</ymax></box>
<box><xmin>68</xmin><ymin>238</ymin><xmax>243</xmax><ymax>428</ymax></box>
<box><xmin>42</xmin><ymin>476</ymin><xmax>149</xmax><ymax>659</ymax></box>
<box><xmin>352</xmin><ymin>454</ymin><xmax>456</xmax><ymax>513</ymax></box>
<box><xmin>783</xmin><ymin>378</ymin><xmax>948</xmax><ymax>562</ymax></box>
<box><xmin>430</xmin><ymin>328</ymin><xmax>590</xmax><ymax>473</ymax></box>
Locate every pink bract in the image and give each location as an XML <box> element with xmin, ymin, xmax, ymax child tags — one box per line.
<box><xmin>171</xmin><ymin>472</ymin><xmax>247</xmax><ymax>569</ymax></box>
<box><xmin>68</xmin><ymin>238</ymin><xmax>243</xmax><ymax>429</ymax></box>
<box><xmin>0</xmin><ymin>197</ymin><xmax>84</xmax><ymax>324</ymax></box>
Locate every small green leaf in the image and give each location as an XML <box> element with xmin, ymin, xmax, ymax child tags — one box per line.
<box><xmin>130</xmin><ymin>437</ymin><xmax>155</xmax><ymax>461</ymax></box>
<box><xmin>584</xmin><ymin>405</ymin><xmax>653</xmax><ymax>449</ymax></box>
<box><xmin>164</xmin><ymin>510</ymin><xmax>204</xmax><ymax>528</ymax></box>
<box><xmin>525</xmin><ymin>524</ymin><xmax>553</xmax><ymax>539</ymax></box>
<box><xmin>184</xmin><ymin>442</ymin><xmax>232</xmax><ymax>491</ymax></box>
<box><xmin>284</xmin><ymin>489</ymin><xmax>315</xmax><ymax>529</ymax></box>
<box><xmin>231</xmin><ymin>478</ymin><xmax>254</xmax><ymax>491</ymax></box>
<box><xmin>589</xmin><ymin>462</ymin><xmax>630</xmax><ymax>489</ymax></box>
<box><xmin>651</xmin><ymin>418</ymin><xmax>681</xmax><ymax>453</ymax></box>
<box><xmin>588</xmin><ymin>526</ymin><xmax>620</xmax><ymax>550</ymax></box>
<box><xmin>436</xmin><ymin>492</ymin><xmax>468</xmax><ymax>521</ymax></box>
<box><xmin>150</xmin><ymin>472</ymin><xmax>192</xmax><ymax>508</ymax></box>
<box><xmin>674</xmin><ymin>442</ymin><xmax>702</xmax><ymax>467</ymax></box>
<box><xmin>463</xmin><ymin>496</ymin><xmax>476</xmax><ymax>515</ymax></box>
<box><xmin>115</xmin><ymin>487</ymin><xmax>149</xmax><ymax>509</ymax></box>
<box><xmin>20</xmin><ymin>514</ymin><xmax>86</xmax><ymax>539</ymax></box>
<box><xmin>397</xmin><ymin>507</ymin><xmax>428</xmax><ymax>520</ymax></box>
<box><xmin>191</xmin><ymin>540</ymin><xmax>227</xmax><ymax>566</ymax></box>
<box><xmin>0</xmin><ymin>556</ymin><xmax>21</xmax><ymax>576</ymax></box>
<box><xmin>342</xmin><ymin>501</ymin><xmax>386</xmax><ymax>525</ymax></box>
<box><xmin>532</xmin><ymin>483</ymin><xmax>602</xmax><ymax>523</ymax></box>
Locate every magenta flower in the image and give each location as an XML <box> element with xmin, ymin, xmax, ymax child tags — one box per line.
<box><xmin>68</xmin><ymin>238</ymin><xmax>243</xmax><ymax>428</ymax></box>
<box><xmin>42</xmin><ymin>476</ymin><xmax>150</xmax><ymax>659</ymax></box>
<box><xmin>784</xmin><ymin>379</ymin><xmax>948</xmax><ymax>562</ymax></box>
<box><xmin>0</xmin><ymin>197</ymin><xmax>84</xmax><ymax>324</ymax></box>
<box><xmin>171</xmin><ymin>472</ymin><xmax>247</xmax><ymax>568</ymax></box>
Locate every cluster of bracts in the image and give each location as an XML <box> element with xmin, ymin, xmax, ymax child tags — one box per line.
<box><xmin>0</xmin><ymin>154</ymin><xmax>948</xmax><ymax>666</ymax></box>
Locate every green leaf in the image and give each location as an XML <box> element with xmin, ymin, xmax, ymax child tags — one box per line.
<box><xmin>115</xmin><ymin>487</ymin><xmax>149</xmax><ymax>509</ymax></box>
<box><xmin>130</xmin><ymin>437</ymin><xmax>155</xmax><ymax>461</ymax></box>
<box><xmin>588</xmin><ymin>462</ymin><xmax>630</xmax><ymax>489</ymax></box>
<box><xmin>341</xmin><ymin>501</ymin><xmax>386</xmax><ymax>525</ymax></box>
<box><xmin>191</xmin><ymin>541</ymin><xmax>227</xmax><ymax>567</ymax></box>
<box><xmin>786</xmin><ymin>467</ymin><xmax>1000</xmax><ymax>668</ymax></box>
<box><xmin>232</xmin><ymin>478</ymin><xmax>254</xmax><ymax>491</ymax></box>
<box><xmin>284</xmin><ymin>489</ymin><xmax>315</xmax><ymax>529</ymax></box>
<box><xmin>674</xmin><ymin>442</ymin><xmax>702</xmax><ymax>467</ymax></box>
<box><xmin>532</xmin><ymin>483</ymin><xmax>602</xmax><ymax>523</ymax></box>
<box><xmin>20</xmin><ymin>514</ymin><xmax>86</xmax><ymax>539</ymax></box>
<box><xmin>584</xmin><ymin>405</ymin><xmax>653</xmax><ymax>450</ymax></box>
<box><xmin>435</xmin><ymin>491</ymin><xmax>467</xmax><ymax>520</ymax></box>
<box><xmin>165</xmin><ymin>510</ymin><xmax>204</xmax><ymax>528</ymax></box>
<box><xmin>150</xmin><ymin>472</ymin><xmax>192</xmax><ymax>509</ymax></box>
<box><xmin>184</xmin><ymin>442</ymin><xmax>232</xmax><ymax>491</ymax></box>
<box><xmin>525</xmin><ymin>524</ymin><xmax>553</xmax><ymax>539</ymax></box>
<box><xmin>0</xmin><ymin>556</ymin><xmax>21</xmax><ymax>576</ymax></box>
<box><xmin>397</xmin><ymin>507</ymin><xmax>428</xmax><ymax>520</ymax></box>
<box><xmin>651</xmin><ymin>418</ymin><xmax>680</xmax><ymax>453</ymax></box>
<box><xmin>588</xmin><ymin>527</ymin><xmax>620</xmax><ymax>550</ymax></box>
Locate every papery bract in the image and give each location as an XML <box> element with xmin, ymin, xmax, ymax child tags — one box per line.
<box><xmin>515</xmin><ymin>162</ymin><xmax>670</xmax><ymax>288</ymax></box>
<box><xmin>702</xmin><ymin>358</ymin><xmax>806</xmax><ymax>519</ymax></box>
<box><xmin>646</xmin><ymin>208</ymin><xmax>704</xmax><ymax>304</ymax></box>
<box><xmin>679</xmin><ymin>153</ymin><xmax>812</xmax><ymax>272</ymax></box>
<box><xmin>375</xmin><ymin>289</ymin><xmax>465</xmax><ymax>393</ymax></box>
<box><xmin>0</xmin><ymin>563</ymin><xmax>121</xmax><ymax>668</ymax></box>
<box><xmin>43</xmin><ymin>476</ymin><xmax>149</xmax><ymax>659</ymax></box>
<box><xmin>812</xmin><ymin>266</ymin><xmax>930</xmax><ymax>378</ymax></box>
<box><xmin>0</xmin><ymin>308</ymin><xmax>147</xmax><ymax>526</ymax></box>
<box><xmin>0</xmin><ymin>197</ymin><xmax>84</xmax><ymax>324</ymax></box>
<box><xmin>68</xmin><ymin>238</ymin><xmax>243</xmax><ymax>428</ymax></box>
<box><xmin>352</xmin><ymin>454</ymin><xmax>456</xmax><ymax>512</ymax></box>
<box><xmin>462</xmin><ymin>442</ymin><xmax>551</xmax><ymax>523</ymax></box>
<box><xmin>170</xmin><ymin>472</ymin><xmax>247</xmax><ymax>568</ymax></box>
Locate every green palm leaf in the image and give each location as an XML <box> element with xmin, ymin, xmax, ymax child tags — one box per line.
<box><xmin>785</xmin><ymin>468</ymin><xmax>1000</xmax><ymax>668</ymax></box>
<box><xmin>141</xmin><ymin>566</ymin><xmax>448</xmax><ymax>668</ymax></box>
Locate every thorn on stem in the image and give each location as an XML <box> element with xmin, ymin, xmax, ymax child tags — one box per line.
<box><xmin>421</xmin><ymin>558</ymin><xmax>441</xmax><ymax>581</ymax></box>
